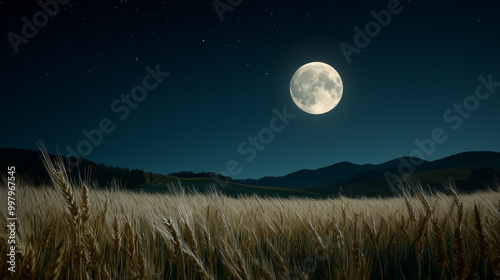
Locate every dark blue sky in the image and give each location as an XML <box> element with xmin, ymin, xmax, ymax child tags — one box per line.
<box><xmin>1</xmin><ymin>0</ymin><xmax>499</xmax><ymax>179</ymax></box>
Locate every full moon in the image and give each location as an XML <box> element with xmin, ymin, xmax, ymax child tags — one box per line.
<box><xmin>290</xmin><ymin>62</ymin><xmax>343</xmax><ymax>114</ymax></box>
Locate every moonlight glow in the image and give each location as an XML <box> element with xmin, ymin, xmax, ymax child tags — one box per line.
<box><xmin>290</xmin><ymin>62</ymin><xmax>343</xmax><ymax>114</ymax></box>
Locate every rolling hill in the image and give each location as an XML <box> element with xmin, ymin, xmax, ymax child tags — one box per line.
<box><xmin>1</xmin><ymin>148</ymin><xmax>499</xmax><ymax>197</ymax></box>
<box><xmin>235</xmin><ymin>151</ymin><xmax>500</xmax><ymax>195</ymax></box>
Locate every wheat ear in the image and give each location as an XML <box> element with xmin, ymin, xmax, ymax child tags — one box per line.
<box><xmin>181</xmin><ymin>241</ymin><xmax>214</xmax><ymax>280</ymax></box>
<box><xmin>265</xmin><ymin>238</ymin><xmax>289</xmax><ymax>277</ymax></box>
<box><xmin>432</xmin><ymin>217</ymin><xmax>447</xmax><ymax>275</ymax></box>
<box><xmin>112</xmin><ymin>216</ymin><xmax>121</xmax><ymax>254</ymax></box>
<box><xmin>251</xmin><ymin>257</ymin><xmax>275</xmax><ymax>280</ymax></box>
<box><xmin>453</xmin><ymin>224</ymin><xmax>467</xmax><ymax>280</ymax></box>
<box><xmin>184</xmin><ymin>219</ymin><xmax>198</xmax><ymax>255</ymax></box>
<box><xmin>47</xmin><ymin>240</ymin><xmax>65</xmax><ymax>280</ymax></box>
<box><xmin>473</xmin><ymin>204</ymin><xmax>488</xmax><ymax>259</ymax></box>
<box><xmin>81</xmin><ymin>184</ymin><xmax>91</xmax><ymax>227</ymax></box>
<box><xmin>55</xmin><ymin>171</ymin><xmax>79</xmax><ymax>219</ymax></box>
<box><xmin>41</xmin><ymin>220</ymin><xmax>56</xmax><ymax>253</ymax></box>
<box><xmin>306</xmin><ymin>221</ymin><xmax>327</xmax><ymax>255</ymax></box>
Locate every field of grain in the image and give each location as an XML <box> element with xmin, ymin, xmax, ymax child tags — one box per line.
<box><xmin>1</xmin><ymin>157</ymin><xmax>500</xmax><ymax>279</ymax></box>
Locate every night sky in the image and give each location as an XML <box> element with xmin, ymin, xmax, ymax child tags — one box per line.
<box><xmin>1</xmin><ymin>0</ymin><xmax>499</xmax><ymax>179</ymax></box>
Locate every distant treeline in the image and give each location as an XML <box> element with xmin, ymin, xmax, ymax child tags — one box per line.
<box><xmin>0</xmin><ymin>148</ymin><xmax>146</xmax><ymax>187</ymax></box>
<box><xmin>168</xmin><ymin>171</ymin><xmax>231</xmax><ymax>181</ymax></box>
<box><xmin>86</xmin><ymin>163</ymin><xmax>146</xmax><ymax>187</ymax></box>
<box><xmin>470</xmin><ymin>167</ymin><xmax>500</xmax><ymax>184</ymax></box>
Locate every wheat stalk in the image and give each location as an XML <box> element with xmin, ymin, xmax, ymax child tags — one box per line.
<box><xmin>218</xmin><ymin>235</ymin><xmax>246</xmax><ymax>280</ymax></box>
<box><xmin>473</xmin><ymin>204</ymin><xmax>489</xmax><ymax>259</ymax></box>
<box><xmin>385</xmin><ymin>231</ymin><xmax>395</xmax><ymax>255</ymax></box>
<box><xmin>181</xmin><ymin>241</ymin><xmax>214</xmax><ymax>280</ymax></box>
<box><xmin>20</xmin><ymin>245</ymin><xmax>36</xmax><ymax>279</ymax></box>
<box><xmin>265</xmin><ymin>238</ymin><xmax>289</xmax><ymax>279</ymax></box>
<box><xmin>251</xmin><ymin>257</ymin><xmax>275</xmax><ymax>280</ymax></box>
<box><xmin>490</xmin><ymin>230</ymin><xmax>500</xmax><ymax>278</ymax></box>
<box><xmin>47</xmin><ymin>240</ymin><xmax>65</xmax><ymax>280</ymax></box>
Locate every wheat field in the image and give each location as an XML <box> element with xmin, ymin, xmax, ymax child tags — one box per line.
<box><xmin>1</xmin><ymin>158</ymin><xmax>500</xmax><ymax>279</ymax></box>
